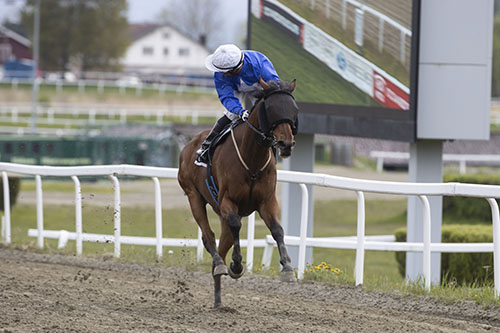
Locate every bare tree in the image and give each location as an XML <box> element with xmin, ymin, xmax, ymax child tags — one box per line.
<box><xmin>156</xmin><ymin>0</ymin><xmax>221</xmax><ymax>49</ymax></box>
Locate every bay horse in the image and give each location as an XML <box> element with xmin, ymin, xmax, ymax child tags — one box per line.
<box><xmin>177</xmin><ymin>78</ymin><xmax>298</xmax><ymax>308</ymax></box>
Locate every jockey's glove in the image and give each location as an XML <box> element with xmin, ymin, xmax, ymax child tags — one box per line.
<box><xmin>240</xmin><ymin>109</ymin><xmax>250</xmax><ymax>122</ymax></box>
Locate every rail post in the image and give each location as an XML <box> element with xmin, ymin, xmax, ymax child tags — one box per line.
<box><xmin>2</xmin><ymin>172</ymin><xmax>11</xmax><ymax>243</ymax></box>
<box><xmin>297</xmin><ymin>183</ymin><xmax>309</xmax><ymax>280</ymax></box>
<box><xmin>487</xmin><ymin>198</ymin><xmax>500</xmax><ymax>299</ymax></box>
<box><xmin>197</xmin><ymin>228</ymin><xmax>203</xmax><ymax>263</ymax></box>
<box><xmin>153</xmin><ymin>177</ymin><xmax>163</xmax><ymax>259</ymax></box>
<box><xmin>71</xmin><ymin>176</ymin><xmax>83</xmax><ymax>255</ymax></box>
<box><xmin>247</xmin><ymin>212</ymin><xmax>256</xmax><ymax>272</ymax></box>
<box><xmin>35</xmin><ymin>175</ymin><xmax>44</xmax><ymax>248</ymax></box>
<box><xmin>110</xmin><ymin>175</ymin><xmax>121</xmax><ymax>258</ymax></box>
<box><xmin>419</xmin><ymin>195</ymin><xmax>432</xmax><ymax>291</ymax></box>
<box><xmin>355</xmin><ymin>191</ymin><xmax>366</xmax><ymax>285</ymax></box>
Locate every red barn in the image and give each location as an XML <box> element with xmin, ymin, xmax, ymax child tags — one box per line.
<box><xmin>0</xmin><ymin>25</ymin><xmax>32</xmax><ymax>65</ymax></box>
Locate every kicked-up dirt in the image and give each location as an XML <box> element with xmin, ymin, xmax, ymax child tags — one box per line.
<box><xmin>0</xmin><ymin>247</ymin><xmax>499</xmax><ymax>332</ymax></box>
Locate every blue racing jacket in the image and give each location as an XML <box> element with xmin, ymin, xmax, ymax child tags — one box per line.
<box><xmin>213</xmin><ymin>50</ymin><xmax>280</xmax><ymax>116</ymax></box>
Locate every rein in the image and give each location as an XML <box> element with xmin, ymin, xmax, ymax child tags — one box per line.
<box><xmin>244</xmin><ymin>119</ymin><xmax>277</xmax><ymax>147</ymax></box>
<box><xmin>230</xmin><ymin>127</ymin><xmax>272</xmax><ymax>204</ymax></box>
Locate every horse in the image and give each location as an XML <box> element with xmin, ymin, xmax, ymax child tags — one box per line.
<box><xmin>177</xmin><ymin>78</ymin><xmax>299</xmax><ymax>308</ymax></box>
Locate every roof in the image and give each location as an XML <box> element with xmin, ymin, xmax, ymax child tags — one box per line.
<box><xmin>128</xmin><ymin>23</ymin><xmax>209</xmax><ymax>51</ymax></box>
<box><xmin>129</xmin><ymin>23</ymin><xmax>161</xmax><ymax>42</ymax></box>
<box><xmin>0</xmin><ymin>25</ymin><xmax>31</xmax><ymax>47</ymax></box>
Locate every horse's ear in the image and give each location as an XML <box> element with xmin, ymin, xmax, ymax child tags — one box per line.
<box><xmin>260</xmin><ymin>76</ymin><xmax>270</xmax><ymax>90</ymax></box>
<box><xmin>290</xmin><ymin>79</ymin><xmax>296</xmax><ymax>92</ymax></box>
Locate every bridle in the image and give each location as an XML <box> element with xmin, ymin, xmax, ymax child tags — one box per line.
<box><xmin>230</xmin><ymin>88</ymin><xmax>297</xmax><ymax>204</ymax></box>
<box><xmin>244</xmin><ymin>90</ymin><xmax>298</xmax><ymax>148</ymax></box>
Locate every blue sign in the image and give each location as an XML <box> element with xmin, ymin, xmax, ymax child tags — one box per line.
<box><xmin>337</xmin><ymin>52</ymin><xmax>346</xmax><ymax>71</ymax></box>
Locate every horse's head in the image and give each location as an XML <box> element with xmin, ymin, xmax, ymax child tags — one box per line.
<box><xmin>251</xmin><ymin>78</ymin><xmax>298</xmax><ymax>158</ymax></box>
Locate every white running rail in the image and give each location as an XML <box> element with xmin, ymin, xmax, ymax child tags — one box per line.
<box><xmin>370</xmin><ymin>151</ymin><xmax>500</xmax><ymax>174</ymax></box>
<box><xmin>0</xmin><ymin>162</ymin><xmax>499</xmax><ymax>298</ymax></box>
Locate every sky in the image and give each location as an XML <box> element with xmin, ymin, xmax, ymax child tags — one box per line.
<box><xmin>0</xmin><ymin>0</ymin><xmax>248</xmax><ymax>47</ymax></box>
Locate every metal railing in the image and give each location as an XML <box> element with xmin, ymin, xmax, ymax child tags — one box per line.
<box><xmin>370</xmin><ymin>151</ymin><xmax>500</xmax><ymax>174</ymax></box>
<box><xmin>0</xmin><ymin>162</ymin><xmax>498</xmax><ymax>298</ymax></box>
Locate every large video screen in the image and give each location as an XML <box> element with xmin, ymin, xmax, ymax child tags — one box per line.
<box><xmin>248</xmin><ymin>0</ymin><xmax>420</xmax><ymax>141</ymax></box>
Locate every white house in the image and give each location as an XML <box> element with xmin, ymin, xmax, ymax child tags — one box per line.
<box><xmin>122</xmin><ymin>24</ymin><xmax>211</xmax><ymax>77</ymax></box>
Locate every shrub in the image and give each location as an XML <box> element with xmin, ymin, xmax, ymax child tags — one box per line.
<box><xmin>0</xmin><ymin>177</ymin><xmax>21</xmax><ymax>211</ymax></box>
<box><xmin>443</xmin><ymin>174</ymin><xmax>500</xmax><ymax>224</ymax></box>
<box><xmin>395</xmin><ymin>225</ymin><xmax>494</xmax><ymax>285</ymax></box>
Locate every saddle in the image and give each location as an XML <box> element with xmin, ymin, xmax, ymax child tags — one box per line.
<box><xmin>203</xmin><ymin>119</ymin><xmax>243</xmax><ymax>163</ymax></box>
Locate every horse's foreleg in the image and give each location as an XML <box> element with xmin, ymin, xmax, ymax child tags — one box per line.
<box><xmin>186</xmin><ymin>192</ymin><xmax>226</xmax><ymax>307</ymax></box>
<box><xmin>259</xmin><ymin>199</ymin><xmax>296</xmax><ymax>282</ymax></box>
<box><xmin>186</xmin><ymin>192</ymin><xmax>226</xmax><ymax>276</ymax></box>
<box><xmin>213</xmin><ymin>274</ymin><xmax>222</xmax><ymax>308</ymax></box>
<box><xmin>220</xmin><ymin>200</ymin><xmax>244</xmax><ymax>279</ymax></box>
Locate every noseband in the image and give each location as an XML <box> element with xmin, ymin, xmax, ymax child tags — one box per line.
<box><xmin>244</xmin><ymin>90</ymin><xmax>298</xmax><ymax>148</ymax></box>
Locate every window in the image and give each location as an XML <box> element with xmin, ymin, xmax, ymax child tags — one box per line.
<box><xmin>0</xmin><ymin>43</ymin><xmax>12</xmax><ymax>63</ymax></box>
<box><xmin>163</xmin><ymin>48</ymin><xmax>169</xmax><ymax>56</ymax></box>
<box><xmin>142</xmin><ymin>47</ymin><xmax>154</xmax><ymax>56</ymax></box>
<box><xmin>19</xmin><ymin>143</ymin><xmax>26</xmax><ymax>153</ymax></box>
<box><xmin>179</xmin><ymin>48</ymin><xmax>190</xmax><ymax>56</ymax></box>
<box><xmin>46</xmin><ymin>143</ymin><xmax>54</xmax><ymax>153</ymax></box>
<box><xmin>5</xmin><ymin>143</ymin><xmax>12</xmax><ymax>154</ymax></box>
<box><xmin>32</xmin><ymin>143</ymin><xmax>40</xmax><ymax>154</ymax></box>
<box><xmin>162</xmin><ymin>32</ymin><xmax>170</xmax><ymax>39</ymax></box>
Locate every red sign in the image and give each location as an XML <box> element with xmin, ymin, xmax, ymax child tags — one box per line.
<box><xmin>372</xmin><ymin>71</ymin><xmax>409</xmax><ymax>110</ymax></box>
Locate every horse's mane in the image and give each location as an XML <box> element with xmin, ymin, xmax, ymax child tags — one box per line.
<box><xmin>250</xmin><ymin>80</ymin><xmax>294</xmax><ymax>100</ymax></box>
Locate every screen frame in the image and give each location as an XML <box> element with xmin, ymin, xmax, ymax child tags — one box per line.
<box><xmin>247</xmin><ymin>0</ymin><xmax>422</xmax><ymax>142</ymax></box>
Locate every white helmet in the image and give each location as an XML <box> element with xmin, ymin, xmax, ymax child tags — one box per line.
<box><xmin>205</xmin><ymin>44</ymin><xmax>244</xmax><ymax>72</ymax></box>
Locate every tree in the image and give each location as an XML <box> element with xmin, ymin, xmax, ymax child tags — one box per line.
<box><xmin>156</xmin><ymin>0</ymin><xmax>221</xmax><ymax>49</ymax></box>
<box><xmin>21</xmin><ymin>0</ymin><xmax>130</xmax><ymax>72</ymax></box>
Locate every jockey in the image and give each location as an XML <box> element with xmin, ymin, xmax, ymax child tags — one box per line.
<box><xmin>195</xmin><ymin>44</ymin><xmax>280</xmax><ymax>167</ymax></box>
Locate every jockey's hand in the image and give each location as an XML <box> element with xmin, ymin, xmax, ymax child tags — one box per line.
<box><xmin>240</xmin><ymin>109</ymin><xmax>250</xmax><ymax>122</ymax></box>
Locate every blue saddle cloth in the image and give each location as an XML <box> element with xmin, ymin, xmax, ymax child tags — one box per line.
<box><xmin>204</xmin><ymin>119</ymin><xmax>243</xmax><ymax>206</ymax></box>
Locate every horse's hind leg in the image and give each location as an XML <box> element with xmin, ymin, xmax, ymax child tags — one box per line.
<box><xmin>219</xmin><ymin>200</ymin><xmax>244</xmax><ymax>279</ymax></box>
<box><xmin>259</xmin><ymin>198</ymin><xmax>296</xmax><ymax>282</ymax></box>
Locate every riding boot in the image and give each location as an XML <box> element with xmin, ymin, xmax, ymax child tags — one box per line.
<box><xmin>195</xmin><ymin>115</ymin><xmax>232</xmax><ymax>167</ymax></box>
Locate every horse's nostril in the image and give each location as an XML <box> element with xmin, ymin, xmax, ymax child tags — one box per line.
<box><xmin>292</xmin><ymin>141</ymin><xmax>296</xmax><ymax>147</ymax></box>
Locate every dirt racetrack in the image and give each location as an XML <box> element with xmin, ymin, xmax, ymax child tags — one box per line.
<box><xmin>1</xmin><ymin>247</ymin><xmax>499</xmax><ymax>332</ymax></box>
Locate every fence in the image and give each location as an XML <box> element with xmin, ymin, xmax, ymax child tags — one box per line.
<box><xmin>0</xmin><ymin>70</ymin><xmax>215</xmax><ymax>95</ymax></box>
<box><xmin>0</xmin><ymin>102</ymin><xmax>222</xmax><ymax>128</ymax></box>
<box><xmin>370</xmin><ymin>151</ymin><xmax>500</xmax><ymax>174</ymax></box>
<box><xmin>304</xmin><ymin>0</ymin><xmax>412</xmax><ymax>65</ymax></box>
<box><xmin>0</xmin><ymin>162</ymin><xmax>499</xmax><ymax>298</ymax></box>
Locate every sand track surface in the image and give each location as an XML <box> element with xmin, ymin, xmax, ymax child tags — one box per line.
<box><xmin>0</xmin><ymin>247</ymin><xmax>499</xmax><ymax>332</ymax></box>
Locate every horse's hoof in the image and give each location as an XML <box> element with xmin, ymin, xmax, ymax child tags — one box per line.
<box><xmin>228</xmin><ymin>262</ymin><xmax>245</xmax><ymax>279</ymax></box>
<box><xmin>213</xmin><ymin>264</ymin><xmax>228</xmax><ymax>276</ymax></box>
<box><xmin>214</xmin><ymin>302</ymin><xmax>222</xmax><ymax>308</ymax></box>
<box><xmin>281</xmin><ymin>270</ymin><xmax>296</xmax><ymax>282</ymax></box>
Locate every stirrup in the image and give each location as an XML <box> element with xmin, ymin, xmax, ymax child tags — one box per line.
<box><xmin>194</xmin><ymin>159</ymin><xmax>207</xmax><ymax>168</ymax></box>
<box><xmin>194</xmin><ymin>150</ymin><xmax>208</xmax><ymax>168</ymax></box>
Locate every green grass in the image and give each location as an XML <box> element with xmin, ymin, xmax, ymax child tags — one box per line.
<box><xmin>8</xmin><ymin>197</ymin><xmax>407</xmax><ymax>280</ymax></box>
<box><xmin>251</xmin><ymin>16</ymin><xmax>379</xmax><ymax>106</ymax></box>
<box><xmin>20</xmin><ymin>178</ymin><xmax>123</xmax><ymax>193</ymax></box>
